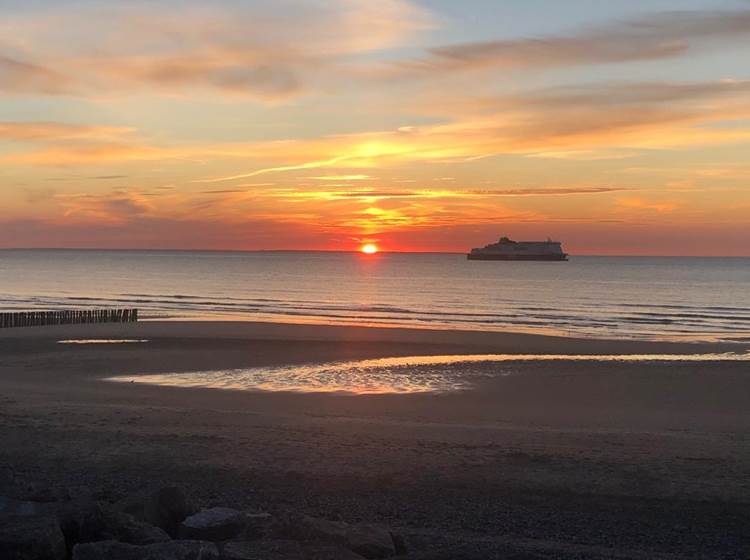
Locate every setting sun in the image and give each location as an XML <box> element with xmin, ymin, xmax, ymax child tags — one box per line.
<box><xmin>361</xmin><ymin>244</ymin><xmax>379</xmax><ymax>254</ymax></box>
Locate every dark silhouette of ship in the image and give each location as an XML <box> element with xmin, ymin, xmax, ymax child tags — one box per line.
<box><xmin>467</xmin><ymin>237</ymin><xmax>568</xmax><ymax>261</ymax></box>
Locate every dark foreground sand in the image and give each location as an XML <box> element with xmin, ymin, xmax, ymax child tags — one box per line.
<box><xmin>1</xmin><ymin>321</ymin><xmax>749</xmax><ymax>558</ymax></box>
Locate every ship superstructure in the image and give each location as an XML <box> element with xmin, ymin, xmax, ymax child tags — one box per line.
<box><xmin>467</xmin><ymin>237</ymin><xmax>568</xmax><ymax>261</ymax></box>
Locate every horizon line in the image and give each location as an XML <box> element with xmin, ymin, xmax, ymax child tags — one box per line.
<box><xmin>0</xmin><ymin>247</ymin><xmax>748</xmax><ymax>258</ymax></box>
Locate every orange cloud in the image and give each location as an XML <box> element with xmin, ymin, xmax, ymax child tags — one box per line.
<box><xmin>2</xmin><ymin>76</ymin><xmax>749</xmax><ymax>171</ymax></box>
<box><xmin>189</xmin><ymin>80</ymin><xmax>750</xmax><ymax>181</ymax></box>
<box><xmin>309</xmin><ymin>175</ymin><xmax>371</xmax><ymax>181</ymax></box>
<box><xmin>55</xmin><ymin>190</ymin><xmax>155</xmax><ymax>225</ymax></box>
<box><xmin>617</xmin><ymin>197</ymin><xmax>678</xmax><ymax>213</ymax></box>
<box><xmin>3</xmin><ymin>179</ymin><xmax>746</xmax><ymax>254</ymax></box>
<box><xmin>0</xmin><ymin>0</ymin><xmax>430</xmax><ymax>100</ymax></box>
<box><xmin>273</xmin><ymin>187</ymin><xmax>632</xmax><ymax>202</ymax></box>
<box><xmin>0</xmin><ymin>122</ymin><xmax>134</xmax><ymax>142</ymax></box>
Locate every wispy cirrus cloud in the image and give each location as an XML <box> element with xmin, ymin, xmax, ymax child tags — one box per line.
<box><xmin>401</xmin><ymin>9</ymin><xmax>750</xmax><ymax>75</ymax></box>
<box><xmin>273</xmin><ymin>186</ymin><xmax>632</xmax><ymax>201</ymax></box>
<box><xmin>0</xmin><ymin>122</ymin><xmax>159</xmax><ymax>169</ymax></box>
<box><xmin>0</xmin><ymin>0</ymin><xmax>430</xmax><ymax>100</ymax></box>
<box><xmin>0</xmin><ymin>55</ymin><xmax>71</xmax><ymax>95</ymax></box>
<box><xmin>309</xmin><ymin>175</ymin><xmax>371</xmax><ymax>181</ymax></box>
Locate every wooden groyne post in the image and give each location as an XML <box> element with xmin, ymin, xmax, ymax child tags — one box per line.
<box><xmin>0</xmin><ymin>309</ymin><xmax>138</xmax><ymax>329</ymax></box>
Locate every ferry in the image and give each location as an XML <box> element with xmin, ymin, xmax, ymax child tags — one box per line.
<box><xmin>467</xmin><ymin>237</ymin><xmax>568</xmax><ymax>261</ymax></box>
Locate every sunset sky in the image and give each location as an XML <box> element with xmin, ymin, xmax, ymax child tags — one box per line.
<box><xmin>1</xmin><ymin>0</ymin><xmax>749</xmax><ymax>255</ymax></box>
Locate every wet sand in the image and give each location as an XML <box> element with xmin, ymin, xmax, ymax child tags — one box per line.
<box><xmin>1</xmin><ymin>321</ymin><xmax>749</xmax><ymax>558</ymax></box>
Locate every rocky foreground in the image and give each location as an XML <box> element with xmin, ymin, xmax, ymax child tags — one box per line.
<box><xmin>0</xmin><ymin>471</ymin><xmax>700</xmax><ymax>560</ymax></box>
<box><xmin>0</xmin><ymin>482</ymin><xmax>644</xmax><ymax>560</ymax></box>
<box><xmin>0</xmin><ymin>474</ymin><xmax>405</xmax><ymax>560</ymax></box>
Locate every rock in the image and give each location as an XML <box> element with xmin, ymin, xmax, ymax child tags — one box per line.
<box><xmin>87</xmin><ymin>503</ymin><xmax>171</xmax><ymax>545</ymax></box>
<box><xmin>0</xmin><ymin>494</ymin><xmax>97</xmax><ymax>554</ymax></box>
<box><xmin>221</xmin><ymin>540</ymin><xmax>304</xmax><ymax>560</ymax></box>
<box><xmin>115</xmin><ymin>487</ymin><xmax>196</xmax><ymax>536</ymax></box>
<box><xmin>72</xmin><ymin>539</ymin><xmax>219</xmax><ymax>560</ymax></box>
<box><xmin>105</xmin><ymin>509</ymin><xmax>170</xmax><ymax>545</ymax></box>
<box><xmin>0</xmin><ymin>515</ymin><xmax>67</xmax><ymax>560</ymax></box>
<box><xmin>179</xmin><ymin>507</ymin><xmax>246</xmax><ymax>541</ymax></box>
<box><xmin>54</xmin><ymin>498</ymin><xmax>169</xmax><ymax>547</ymax></box>
<box><xmin>51</xmin><ymin>496</ymin><xmax>100</xmax><ymax>548</ymax></box>
<box><xmin>273</xmin><ymin>515</ymin><xmax>397</xmax><ymax>559</ymax></box>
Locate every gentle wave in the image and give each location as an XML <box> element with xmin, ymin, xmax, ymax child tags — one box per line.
<box><xmin>2</xmin><ymin>252</ymin><xmax>749</xmax><ymax>341</ymax></box>
<box><xmin>4</xmin><ymin>293</ymin><xmax>750</xmax><ymax>322</ymax></box>
<box><xmin>3</xmin><ymin>295</ymin><xmax>750</xmax><ymax>337</ymax></box>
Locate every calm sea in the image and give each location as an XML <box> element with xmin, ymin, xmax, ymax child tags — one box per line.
<box><xmin>1</xmin><ymin>249</ymin><xmax>749</xmax><ymax>342</ymax></box>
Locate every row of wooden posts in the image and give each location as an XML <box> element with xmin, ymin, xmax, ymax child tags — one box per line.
<box><xmin>0</xmin><ymin>309</ymin><xmax>138</xmax><ymax>329</ymax></box>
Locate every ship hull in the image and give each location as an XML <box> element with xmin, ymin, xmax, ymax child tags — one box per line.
<box><xmin>467</xmin><ymin>253</ymin><xmax>568</xmax><ymax>261</ymax></box>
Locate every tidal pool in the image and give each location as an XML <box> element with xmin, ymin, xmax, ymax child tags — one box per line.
<box><xmin>106</xmin><ymin>352</ymin><xmax>750</xmax><ymax>395</ymax></box>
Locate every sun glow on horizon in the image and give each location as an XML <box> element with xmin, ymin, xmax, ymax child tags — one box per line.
<box><xmin>361</xmin><ymin>243</ymin><xmax>379</xmax><ymax>254</ymax></box>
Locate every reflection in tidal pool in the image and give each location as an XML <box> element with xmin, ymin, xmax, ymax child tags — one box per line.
<box><xmin>106</xmin><ymin>352</ymin><xmax>750</xmax><ymax>395</ymax></box>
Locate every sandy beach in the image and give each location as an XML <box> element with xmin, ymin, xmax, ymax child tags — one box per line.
<box><xmin>1</xmin><ymin>321</ymin><xmax>749</xmax><ymax>558</ymax></box>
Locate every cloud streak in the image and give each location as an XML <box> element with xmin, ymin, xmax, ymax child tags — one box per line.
<box><xmin>0</xmin><ymin>122</ymin><xmax>134</xmax><ymax>142</ymax></box>
<box><xmin>406</xmin><ymin>9</ymin><xmax>750</xmax><ymax>74</ymax></box>
<box><xmin>0</xmin><ymin>0</ymin><xmax>430</xmax><ymax>100</ymax></box>
<box><xmin>189</xmin><ymin>78</ymin><xmax>750</xmax><ymax>180</ymax></box>
<box><xmin>0</xmin><ymin>55</ymin><xmax>71</xmax><ymax>95</ymax></box>
<box><xmin>274</xmin><ymin>186</ymin><xmax>632</xmax><ymax>201</ymax></box>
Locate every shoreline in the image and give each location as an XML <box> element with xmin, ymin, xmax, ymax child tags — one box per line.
<box><xmin>2</xmin><ymin>319</ymin><xmax>748</xmax><ymax>355</ymax></box>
